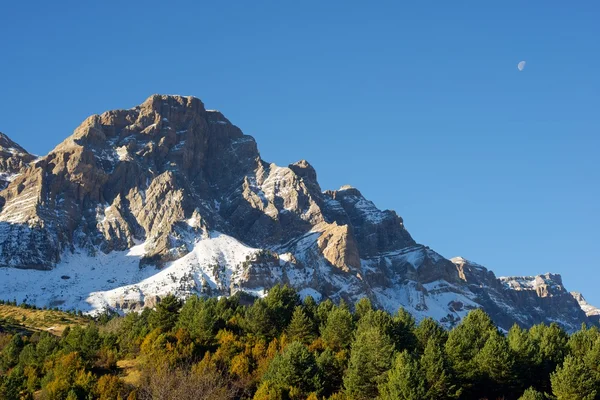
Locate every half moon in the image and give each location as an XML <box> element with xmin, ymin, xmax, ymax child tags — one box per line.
<box><xmin>517</xmin><ymin>61</ymin><xmax>526</xmax><ymax>71</ymax></box>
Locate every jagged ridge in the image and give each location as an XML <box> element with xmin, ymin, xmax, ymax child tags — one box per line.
<box><xmin>0</xmin><ymin>95</ymin><xmax>595</xmax><ymax>332</ymax></box>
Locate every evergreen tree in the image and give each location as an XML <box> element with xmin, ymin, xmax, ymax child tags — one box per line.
<box><xmin>1</xmin><ymin>335</ymin><xmax>23</xmax><ymax>371</ymax></box>
<box><xmin>356</xmin><ymin>309</ymin><xmax>394</xmax><ymax>338</ymax></box>
<box><xmin>391</xmin><ymin>308</ymin><xmax>417</xmax><ymax>351</ymax></box>
<box><xmin>302</xmin><ymin>296</ymin><xmax>318</xmax><ymax>321</ymax></box>
<box><xmin>264</xmin><ymin>284</ymin><xmax>300</xmax><ymax>333</ymax></box>
<box><xmin>518</xmin><ymin>387</ymin><xmax>546</xmax><ymax>400</ymax></box>
<box><xmin>529</xmin><ymin>322</ymin><xmax>569</xmax><ymax>392</ymax></box>
<box><xmin>378</xmin><ymin>351</ymin><xmax>426</xmax><ymax>400</ymax></box>
<box><xmin>551</xmin><ymin>355</ymin><xmax>598</xmax><ymax>400</ymax></box>
<box><xmin>445</xmin><ymin>309</ymin><xmax>497</xmax><ymax>396</ymax></box>
<box><xmin>568</xmin><ymin>324</ymin><xmax>599</xmax><ymax>359</ymax></box>
<box><xmin>414</xmin><ymin>317</ymin><xmax>448</xmax><ymax>352</ymax></box>
<box><xmin>287</xmin><ymin>306</ymin><xmax>316</xmax><ymax>344</ymax></box>
<box><xmin>315</xmin><ymin>299</ymin><xmax>334</xmax><ymax>328</ymax></box>
<box><xmin>244</xmin><ymin>299</ymin><xmax>278</xmax><ymax>339</ymax></box>
<box><xmin>475</xmin><ymin>330</ymin><xmax>517</xmax><ymax>398</ymax></box>
<box><xmin>344</xmin><ymin>326</ymin><xmax>394</xmax><ymax>399</ymax></box>
<box><xmin>148</xmin><ymin>294</ymin><xmax>182</xmax><ymax>332</ymax></box>
<box><xmin>177</xmin><ymin>296</ymin><xmax>220</xmax><ymax>344</ymax></box>
<box><xmin>262</xmin><ymin>342</ymin><xmax>320</xmax><ymax>396</ymax></box>
<box><xmin>316</xmin><ymin>349</ymin><xmax>344</xmax><ymax>398</ymax></box>
<box><xmin>508</xmin><ymin>324</ymin><xmax>541</xmax><ymax>391</ymax></box>
<box><xmin>420</xmin><ymin>340</ymin><xmax>461</xmax><ymax>399</ymax></box>
<box><xmin>354</xmin><ymin>297</ymin><xmax>373</xmax><ymax>320</ymax></box>
<box><xmin>321</xmin><ymin>307</ymin><xmax>354</xmax><ymax>351</ymax></box>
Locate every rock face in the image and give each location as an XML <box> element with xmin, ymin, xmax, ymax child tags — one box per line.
<box><xmin>571</xmin><ymin>292</ymin><xmax>600</xmax><ymax>325</ymax></box>
<box><xmin>0</xmin><ymin>95</ymin><xmax>596</xmax><ymax>331</ymax></box>
<box><xmin>0</xmin><ymin>132</ymin><xmax>36</xmax><ymax>189</ymax></box>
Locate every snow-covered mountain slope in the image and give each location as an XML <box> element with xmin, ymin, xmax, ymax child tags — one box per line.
<box><xmin>571</xmin><ymin>292</ymin><xmax>600</xmax><ymax>324</ymax></box>
<box><xmin>0</xmin><ymin>95</ymin><xmax>596</xmax><ymax>331</ymax></box>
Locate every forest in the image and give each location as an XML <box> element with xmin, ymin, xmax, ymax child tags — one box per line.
<box><xmin>1</xmin><ymin>285</ymin><xmax>599</xmax><ymax>400</ymax></box>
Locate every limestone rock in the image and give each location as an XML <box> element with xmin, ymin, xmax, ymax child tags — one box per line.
<box><xmin>0</xmin><ymin>94</ymin><xmax>596</xmax><ymax>332</ymax></box>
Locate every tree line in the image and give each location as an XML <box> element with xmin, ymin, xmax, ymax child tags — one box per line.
<box><xmin>1</xmin><ymin>284</ymin><xmax>599</xmax><ymax>399</ymax></box>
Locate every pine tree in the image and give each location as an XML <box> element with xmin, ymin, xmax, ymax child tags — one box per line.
<box><xmin>475</xmin><ymin>330</ymin><xmax>517</xmax><ymax>398</ymax></box>
<box><xmin>302</xmin><ymin>296</ymin><xmax>318</xmax><ymax>321</ymax></box>
<box><xmin>568</xmin><ymin>324</ymin><xmax>599</xmax><ymax>359</ymax></box>
<box><xmin>551</xmin><ymin>355</ymin><xmax>598</xmax><ymax>400</ymax></box>
<box><xmin>344</xmin><ymin>326</ymin><xmax>395</xmax><ymax>399</ymax></box>
<box><xmin>356</xmin><ymin>309</ymin><xmax>394</xmax><ymax>338</ymax></box>
<box><xmin>391</xmin><ymin>308</ymin><xmax>417</xmax><ymax>351</ymax></box>
<box><xmin>420</xmin><ymin>340</ymin><xmax>461</xmax><ymax>399</ymax></box>
<box><xmin>148</xmin><ymin>294</ymin><xmax>182</xmax><ymax>332</ymax></box>
<box><xmin>354</xmin><ymin>297</ymin><xmax>373</xmax><ymax>320</ymax></box>
<box><xmin>316</xmin><ymin>349</ymin><xmax>344</xmax><ymax>398</ymax></box>
<box><xmin>508</xmin><ymin>324</ymin><xmax>541</xmax><ymax>392</ymax></box>
<box><xmin>315</xmin><ymin>299</ymin><xmax>334</xmax><ymax>328</ymax></box>
<box><xmin>529</xmin><ymin>322</ymin><xmax>569</xmax><ymax>392</ymax></box>
<box><xmin>414</xmin><ymin>317</ymin><xmax>448</xmax><ymax>352</ymax></box>
<box><xmin>264</xmin><ymin>284</ymin><xmax>300</xmax><ymax>332</ymax></box>
<box><xmin>518</xmin><ymin>387</ymin><xmax>546</xmax><ymax>400</ymax></box>
<box><xmin>244</xmin><ymin>299</ymin><xmax>278</xmax><ymax>339</ymax></box>
<box><xmin>177</xmin><ymin>296</ymin><xmax>220</xmax><ymax>344</ymax></box>
<box><xmin>445</xmin><ymin>309</ymin><xmax>497</xmax><ymax>388</ymax></box>
<box><xmin>321</xmin><ymin>307</ymin><xmax>354</xmax><ymax>351</ymax></box>
<box><xmin>378</xmin><ymin>351</ymin><xmax>426</xmax><ymax>400</ymax></box>
<box><xmin>262</xmin><ymin>342</ymin><xmax>320</xmax><ymax>396</ymax></box>
<box><xmin>287</xmin><ymin>306</ymin><xmax>316</xmax><ymax>344</ymax></box>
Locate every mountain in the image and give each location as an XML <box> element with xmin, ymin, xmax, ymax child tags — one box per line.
<box><xmin>571</xmin><ymin>292</ymin><xmax>600</xmax><ymax>325</ymax></box>
<box><xmin>0</xmin><ymin>94</ymin><xmax>595</xmax><ymax>331</ymax></box>
<box><xmin>0</xmin><ymin>132</ymin><xmax>36</xmax><ymax>190</ymax></box>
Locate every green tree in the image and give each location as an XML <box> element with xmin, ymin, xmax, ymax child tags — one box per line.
<box><xmin>568</xmin><ymin>324</ymin><xmax>599</xmax><ymax>359</ymax></box>
<box><xmin>354</xmin><ymin>298</ymin><xmax>373</xmax><ymax>320</ymax></box>
<box><xmin>315</xmin><ymin>299</ymin><xmax>334</xmax><ymax>329</ymax></box>
<box><xmin>445</xmin><ymin>309</ymin><xmax>497</xmax><ymax>393</ymax></box>
<box><xmin>1</xmin><ymin>334</ymin><xmax>23</xmax><ymax>371</ymax></box>
<box><xmin>262</xmin><ymin>342</ymin><xmax>320</xmax><ymax>396</ymax></box>
<box><xmin>356</xmin><ymin>310</ymin><xmax>394</xmax><ymax>339</ymax></box>
<box><xmin>244</xmin><ymin>299</ymin><xmax>278</xmax><ymax>339</ymax></box>
<box><xmin>316</xmin><ymin>349</ymin><xmax>344</xmax><ymax>398</ymax></box>
<box><xmin>390</xmin><ymin>308</ymin><xmax>417</xmax><ymax>351</ymax></box>
<box><xmin>529</xmin><ymin>322</ymin><xmax>569</xmax><ymax>392</ymax></box>
<box><xmin>508</xmin><ymin>324</ymin><xmax>542</xmax><ymax>393</ymax></box>
<box><xmin>148</xmin><ymin>294</ymin><xmax>182</xmax><ymax>332</ymax></box>
<box><xmin>420</xmin><ymin>340</ymin><xmax>461</xmax><ymax>399</ymax></box>
<box><xmin>344</xmin><ymin>326</ymin><xmax>394</xmax><ymax>399</ymax></box>
<box><xmin>302</xmin><ymin>296</ymin><xmax>318</xmax><ymax>321</ymax></box>
<box><xmin>264</xmin><ymin>284</ymin><xmax>300</xmax><ymax>333</ymax></box>
<box><xmin>321</xmin><ymin>307</ymin><xmax>354</xmax><ymax>351</ymax></box>
<box><xmin>287</xmin><ymin>306</ymin><xmax>316</xmax><ymax>344</ymax></box>
<box><xmin>475</xmin><ymin>330</ymin><xmax>517</xmax><ymax>398</ymax></box>
<box><xmin>414</xmin><ymin>317</ymin><xmax>448</xmax><ymax>352</ymax></box>
<box><xmin>177</xmin><ymin>296</ymin><xmax>220</xmax><ymax>344</ymax></box>
<box><xmin>378</xmin><ymin>351</ymin><xmax>426</xmax><ymax>400</ymax></box>
<box><xmin>518</xmin><ymin>387</ymin><xmax>546</xmax><ymax>400</ymax></box>
<box><xmin>551</xmin><ymin>355</ymin><xmax>598</xmax><ymax>400</ymax></box>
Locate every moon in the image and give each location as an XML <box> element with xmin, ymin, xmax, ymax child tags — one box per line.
<box><xmin>517</xmin><ymin>61</ymin><xmax>526</xmax><ymax>71</ymax></box>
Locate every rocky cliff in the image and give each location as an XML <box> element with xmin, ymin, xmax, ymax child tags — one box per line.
<box><xmin>0</xmin><ymin>95</ymin><xmax>595</xmax><ymax>331</ymax></box>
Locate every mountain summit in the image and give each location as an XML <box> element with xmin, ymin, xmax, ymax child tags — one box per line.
<box><xmin>0</xmin><ymin>95</ymin><xmax>594</xmax><ymax>331</ymax></box>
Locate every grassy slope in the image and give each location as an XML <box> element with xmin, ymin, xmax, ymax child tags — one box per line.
<box><xmin>0</xmin><ymin>304</ymin><xmax>88</xmax><ymax>336</ymax></box>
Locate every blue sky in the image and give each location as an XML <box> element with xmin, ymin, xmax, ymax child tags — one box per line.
<box><xmin>1</xmin><ymin>1</ymin><xmax>599</xmax><ymax>304</ymax></box>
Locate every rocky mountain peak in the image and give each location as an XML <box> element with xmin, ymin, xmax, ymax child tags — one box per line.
<box><xmin>571</xmin><ymin>292</ymin><xmax>600</xmax><ymax>323</ymax></box>
<box><xmin>0</xmin><ymin>132</ymin><xmax>29</xmax><ymax>154</ymax></box>
<box><xmin>0</xmin><ymin>95</ymin><xmax>596</xmax><ymax>332</ymax></box>
<box><xmin>0</xmin><ymin>132</ymin><xmax>36</xmax><ymax>190</ymax></box>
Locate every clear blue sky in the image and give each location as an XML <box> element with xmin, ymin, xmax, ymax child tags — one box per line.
<box><xmin>1</xmin><ymin>1</ymin><xmax>599</xmax><ymax>304</ymax></box>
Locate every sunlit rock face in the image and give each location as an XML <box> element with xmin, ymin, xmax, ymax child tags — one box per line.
<box><xmin>0</xmin><ymin>95</ymin><xmax>595</xmax><ymax>332</ymax></box>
